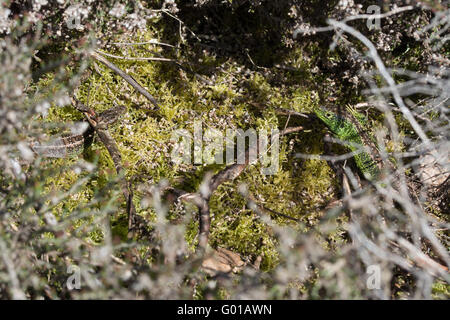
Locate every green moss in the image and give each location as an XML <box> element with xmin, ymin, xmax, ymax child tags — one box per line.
<box><xmin>432</xmin><ymin>280</ymin><xmax>450</xmax><ymax>300</ymax></box>
<box><xmin>111</xmin><ymin>214</ymin><xmax>130</xmax><ymax>241</ymax></box>
<box><xmin>208</xmin><ymin>185</ymin><xmax>280</xmax><ymax>271</ymax></box>
<box><xmin>34</xmin><ymin>26</ymin><xmax>339</xmax><ymax>277</ymax></box>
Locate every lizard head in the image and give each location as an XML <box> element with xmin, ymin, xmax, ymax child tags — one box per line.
<box><xmin>314</xmin><ymin>108</ymin><xmax>341</xmax><ymax>133</ymax></box>
<box><xmin>97</xmin><ymin>105</ymin><xmax>127</xmax><ymax>126</ymax></box>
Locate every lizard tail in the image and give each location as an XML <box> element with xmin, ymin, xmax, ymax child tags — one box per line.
<box><xmin>31</xmin><ymin>129</ymin><xmax>94</xmax><ymax>158</ymax></box>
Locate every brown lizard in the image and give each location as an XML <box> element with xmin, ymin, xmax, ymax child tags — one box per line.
<box><xmin>31</xmin><ymin>105</ymin><xmax>126</xmax><ymax>158</ymax></box>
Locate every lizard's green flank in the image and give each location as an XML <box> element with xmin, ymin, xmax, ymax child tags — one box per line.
<box><xmin>314</xmin><ymin>108</ymin><xmax>380</xmax><ymax>181</ymax></box>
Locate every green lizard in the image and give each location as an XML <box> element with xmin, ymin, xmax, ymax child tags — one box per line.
<box><xmin>31</xmin><ymin>105</ymin><xmax>126</xmax><ymax>158</ymax></box>
<box><xmin>314</xmin><ymin>107</ymin><xmax>381</xmax><ymax>181</ymax></box>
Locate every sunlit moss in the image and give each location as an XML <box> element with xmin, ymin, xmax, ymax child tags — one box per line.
<box><xmin>35</xmin><ymin>26</ymin><xmax>338</xmax><ymax>274</ymax></box>
<box><xmin>432</xmin><ymin>280</ymin><xmax>450</xmax><ymax>300</ymax></box>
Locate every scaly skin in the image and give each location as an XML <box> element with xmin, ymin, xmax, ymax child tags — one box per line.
<box><xmin>314</xmin><ymin>108</ymin><xmax>380</xmax><ymax>181</ymax></box>
<box><xmin>32</xmin><ymin>105</ymin><xmax>126</xmax><ymax>158</ymax></box>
